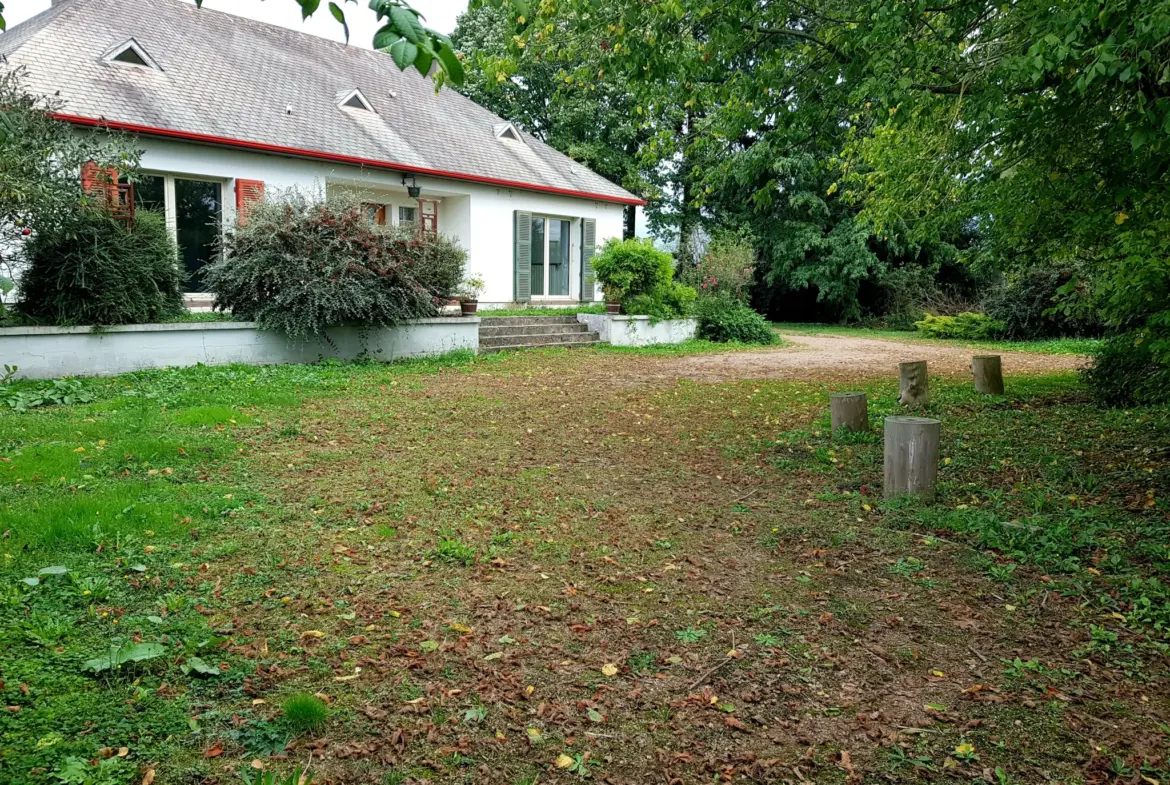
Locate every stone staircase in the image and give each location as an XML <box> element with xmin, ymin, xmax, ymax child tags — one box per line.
<box><xmin>478</xmin><ymin>315</ymin><xmax>600</xmax><ymax>353</ymax></box>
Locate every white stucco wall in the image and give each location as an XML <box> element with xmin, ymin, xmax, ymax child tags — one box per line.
<box><xmin>133</xmin><ymin>137</ymin><xmax>626</xmax><ymax>306</ymax></box>
<box><xmin>0</xmin><ymin>319</ymin><xmax>479</xmax><ymax>379</ymax></box>
<box><xmin>577</xmin><ymin>314</ymin><xmax>699</xmax><ymax>347</ymax></box>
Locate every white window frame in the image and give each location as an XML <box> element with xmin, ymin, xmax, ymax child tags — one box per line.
<box><xmin>530</xmin><ymin>213</ymin><xmax>576</xmax><ymax>301</ymax></box>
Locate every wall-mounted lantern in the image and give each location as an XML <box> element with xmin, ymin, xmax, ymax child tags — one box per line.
<box><xmin>402</xmin><ymin>174</ymin><xmax>421</xmax><ymax>198</ymax></box>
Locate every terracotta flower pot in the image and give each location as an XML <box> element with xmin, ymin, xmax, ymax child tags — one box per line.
<box><xmin>460</xmin><ymin>299</ymin><xmax>479</xmax><ymax>316</ymax></box>
<box><xmin>606</xmin><ymin>302</ymin><xmax>621</xmax><ymax>315</ymax></box>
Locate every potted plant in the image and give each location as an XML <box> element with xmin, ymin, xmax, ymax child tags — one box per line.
<box><xmin>604</xmin><ymin>287</ymin><xmax>622</xmax><ymax>315</ymax></box>
<box><xmin>456</xmin><ymin>274</ymin><xmax>485</xmax><ymax>316</ymax></box>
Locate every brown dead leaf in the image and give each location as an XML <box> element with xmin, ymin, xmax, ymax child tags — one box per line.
<box><xmin>203</xmin><ymin>742</ymin><xmax>224</xmax><ymax>758</ymax></box>
<box><xmin>141</xmin><ymin>769</ymin><xmax>155</xmax><ymax>785</ymax></box>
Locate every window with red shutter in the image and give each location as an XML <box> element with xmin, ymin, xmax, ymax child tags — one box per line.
<box><xmin>235</xmin><ymin>179</ymin><xmax>265</xmax><ymax>225</ymax></box>
<box><xmin>81</xmin><ymin>162</ymin><xmax>119</xmax><ymax>202</ymax></box>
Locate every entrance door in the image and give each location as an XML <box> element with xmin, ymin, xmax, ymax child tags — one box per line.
<box><xmin>175</xmin><ymin>179</ymin><xmax>223</xmax><ymax>292</ymax></box>
<box><xmin>529</xmin><ymin>215</ymin><xmax>571</xmax><ymax>299</ymax></box>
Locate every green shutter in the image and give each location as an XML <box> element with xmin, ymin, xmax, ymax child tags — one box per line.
<box><xmin>580</xmin><ymin>218</ymin><xmax>596</xmax><ymax>302</ymax></box>
<box><xmin>514</xmin><ymin>210</ymin><xmax>532</xmax><ymax>303</ymax></box>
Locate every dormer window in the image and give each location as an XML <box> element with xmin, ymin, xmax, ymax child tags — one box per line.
<box><xmin>494</xmin><ymin>123</ymin><xmax>523</xmax><ymax>142</ymax></box>
<box><xmin>337</xmin><ymin>89</ymin><xmax>375</xmax><ymax>113</ymax></box>
<box><xmin>103</xmin><ymin>39</ymin><xmax>161</xmax><ymax>71</ymax></box>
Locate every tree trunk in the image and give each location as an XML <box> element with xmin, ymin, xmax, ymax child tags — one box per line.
<box><xmin>972</xmin><ymin>355</ymin><xmax>1004</xmax><ymax>394</ymax></box>
<box><xmin>897</xmin><ymin>361</ymin><xmax>929</xmax><ymax>406</ymax></box>
<box><xmin>884</xmin><ymin>416</ymin><xmax>941</xmax><ymax>501</ymax></box>
<box><xmin>830</xmin><ymin>392</ymin><xmax>868</xmax><ymax>433</ymax></box>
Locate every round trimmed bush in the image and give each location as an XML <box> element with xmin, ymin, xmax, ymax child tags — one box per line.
<box><xmin>697</xmin><ymin>299</ymin><xmax>778</xmax><ymax>344</ymax></box>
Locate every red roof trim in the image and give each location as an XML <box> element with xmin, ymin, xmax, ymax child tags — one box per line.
<box><xmin>51</xmin><ymin>113</ymin><xmax>647</xmax><ymax>207</ymax></box>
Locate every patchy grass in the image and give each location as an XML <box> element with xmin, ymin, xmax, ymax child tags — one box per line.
<box><xmin>0</xmin><ymin>346</ymin><xmax>1167</xmax><ymax>785</ymax></box>
<box><xmin>773</xmin><ymin>321</ymin><xmax>1099</xmax><ymax>355</ymax></box>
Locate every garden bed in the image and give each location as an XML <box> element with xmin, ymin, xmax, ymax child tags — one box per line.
<box><xmin>577</xmin><ymin>313</ymin><xmax>698</xmax><ymax>347</ymax></box>
<box><xmin>0</xmin><ymin>318</ymin><xmax>479</xmax><ymax>379</ymax></box>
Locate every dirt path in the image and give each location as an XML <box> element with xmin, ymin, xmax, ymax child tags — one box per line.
<box><xmin>667</xmin><ymin>331</ymin><xmax>1086</xmax><ymax>382</ymax></box>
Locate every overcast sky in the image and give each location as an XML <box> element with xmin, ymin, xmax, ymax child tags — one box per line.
<box><xmin>4</xmin><ymin>0</ymin><xmax>470</xmax><ymax>41</ymax></box>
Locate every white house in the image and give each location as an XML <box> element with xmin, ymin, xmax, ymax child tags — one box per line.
<box><xmin>0</xmin><ymin>0</ymin><xmax>644</xmax><ymax>307</ymax></box>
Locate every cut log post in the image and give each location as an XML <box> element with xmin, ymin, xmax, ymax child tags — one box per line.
<box><xmin>830</xmin><ymin>392</ymin><xmax>869</xmax><ymax>433</ymax></box>
<box><xmin>897</xmin><ymin>361</ymin><xmax>929</xmax><ymax>406</ymax></box>
<box><xmin>972</xmin><ymin>355</ymin><xmax>1004</xmax><ymax>395</ymax></box>
<box><xmin>884</xmin><ymin>415</ymin><xmax>941</xmax><ymax>501</ymax></box>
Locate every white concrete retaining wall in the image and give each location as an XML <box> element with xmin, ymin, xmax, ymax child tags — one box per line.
<box><xmin>0</xmin><ymin>318</ymin><xmax>479</xmax><ymax>380</ymax></box>
<box><xmin>578</xmin><ymin>314</ymin><xmax>698</xmax><ymax>347</ymax></box>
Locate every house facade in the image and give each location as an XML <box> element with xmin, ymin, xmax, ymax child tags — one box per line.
<box><xmin>1</xmin><ymin>0</ymin><xmax>644</xmax><ymax>307</ymax></box>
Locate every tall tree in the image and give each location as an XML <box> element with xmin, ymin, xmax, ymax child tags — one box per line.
<box><xmin>483</xmin><ymin>0</ymin><xmax>1170</xmax><ymax>339</ymax></box>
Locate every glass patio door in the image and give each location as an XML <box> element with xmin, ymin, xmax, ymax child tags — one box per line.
<box><xmin>529</xmin><ymin>216</ymin><xmax>571</xmax><ymax>298</ymax></box>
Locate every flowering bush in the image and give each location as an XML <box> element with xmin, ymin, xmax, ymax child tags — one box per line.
<box><xmin>680</xmin><ymin>232</ymin><xmax>756</xmax><ymax>305</ymax></box>
<box><xmin>204</xmin><ymin>192</ymin><xmax>465</xmax><ymax>341</ymax></box>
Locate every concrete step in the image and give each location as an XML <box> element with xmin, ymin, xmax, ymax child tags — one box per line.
<box><xmin>479</xmin><ymin>323</ymin><xmax>589</xmax><ymax>338</ymax></box>
<box><xmin>479</xmin><ymin>315</ymin><xmax>582</xmax><ymax>327</ymax></box>
<box><xmin>481</xmin><ymin>340</ymin><xmax>601</xmax><ymax>354</ymax></box>
<box><xmin>479</xmin><ymin>331</ymin><xmax>600</xmax><ymax>349</ymax></box>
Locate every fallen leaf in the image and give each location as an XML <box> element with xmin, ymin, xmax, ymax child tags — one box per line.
<box><xmin>141</xmin><ymin>770</ymin><xmax>156</xmax><ymax>785</ymax></box>
<box><xmin>300</xmin><ymin>630</ymin><xmax>326</xmax><ymax>639</ymax></box>
<box><xmin>203</xmin><ymin>742</ymin><xmax>224</xmax><ymax>758</ymax></box>
<box><xmin>555</xmin><ymin>754</ymin><xmax>575</xmax><ymax>768</ymax></box>
<box><xmin>601</xmin><ymin>663</ymin><xmax>618</xmax><ymax>677</ymax></box>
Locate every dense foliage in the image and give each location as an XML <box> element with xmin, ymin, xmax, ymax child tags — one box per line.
<box><xmin>205</xmin><ymin>194</ymin><xmax>465</xmax><ymax>341</ymax></box>
<box><xmin>0</xmin><ymin>67</ymin><xmax>139</xmax><ymax>296</ymax></box>
<box><xmin>696</xmin><ymin>298</ymin><xmax>777</xmax><ymax>344</ymax></box>
<box><xmin>1081</xmin><ymin>333</ymin><xmax>1170</xmax><ymax>407</ymax></box>
<box><xmin>474</xmin><ymin>0</ymin><xmax>1170</xmax><ymax>399</ymax></box>
<box><xmin>18</xmin><ymin>210</ymin><xmax>185</xmax><ymax>327</ymax></box>
<box><xmin>983</xmin><ymin>264</ymin><xmax>1103</xmax><ymax>340</ymax></box>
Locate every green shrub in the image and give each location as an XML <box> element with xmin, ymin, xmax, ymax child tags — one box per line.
<box><xmin>1082</xmin><ymin>331</ymin><xmax>1170</xmax><ymax>406</ymax></box>
<box><xmin>622</xmin><ymin>282</ymin><xmax>698</xmax><ymax>319</ymax></box>
<box><xmin>983</xmin><ymin>264</ymin><xmax>1103</xmax><ymax>339</ymax></box>
<box><xmin>914</xmin><ymin>312</ymin><xmax>1004</xmax><ymax>340</ymax></box>
<box><xmin>592</xmin><ymin>238</ymin><xmax>674</xmax><ymax>302</ymax></box>
<box><xmin>17</xmin><ymin>209</ymin><xmax>185</xmax><ymax>326</ymax></box>
<box><xmin>205</xmin><ymin>193</ymin><xmax>465</xmax><ymax>341</ymax></box>
<box><xmin>696</xmin><ymin>299</ymin><xmax>777</xmax><ymax>344</ymax></box>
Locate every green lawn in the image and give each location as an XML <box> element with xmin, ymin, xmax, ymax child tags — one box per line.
<box><xmin>1</xmin><ymin>344</ymin><xmax>1166</xmax><ymax>785</ymax></box>
<box><xmin>772</xmin><ymin>321</ymin><xmax>1100</xmax><ymax>355</ymax></box>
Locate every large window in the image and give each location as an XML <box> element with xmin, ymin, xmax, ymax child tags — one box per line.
<box><xmin>529</xmin><ymin>215</ymin><xmax>571</xmax><ymax>298</ymax></box>
<box><xmin>128</xmin><ymin>174</ymin><xmax>223</xmax><ymax>292</ymax></box>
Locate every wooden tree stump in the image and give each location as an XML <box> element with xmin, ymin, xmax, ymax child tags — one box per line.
<box><xmin>884</xmin><ymin>415</ymin><xmax>941</xmax><ymax>501</ymax></box>
<box><xmin>830</xmin><ymin>392</ymin><xmax>868</xmax><ymax>433</ymax></box>
<box><xmin>897</xmin><ymin>361</ymin><xmax>929</xmax><ymax>406</ymax></box>
<box><xmin>972</xmin><ymin>355</ymin><xmax>1004</xmax><ymax>394</ymax></box>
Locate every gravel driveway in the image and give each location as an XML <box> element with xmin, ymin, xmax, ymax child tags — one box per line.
<box><xmin>669</xmin><ymin>332</ymin><xmax>1087</xmax><ymax>382</ymax></box>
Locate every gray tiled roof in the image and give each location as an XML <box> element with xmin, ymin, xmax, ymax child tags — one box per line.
<box><xmin>1</xmin><ymin>0</ymin><xmax>642</xmax><ymax>204</ymax></box>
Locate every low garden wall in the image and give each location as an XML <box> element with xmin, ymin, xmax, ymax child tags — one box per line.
<box><xmin>578</xmin><ymin>314</ymin><xmax>698</xmax><ymax>347</ymax></box>
<box><xmin>0</xmin><ymin>318</ymin><xmax>479</xmax><ymax>379</ymax></box>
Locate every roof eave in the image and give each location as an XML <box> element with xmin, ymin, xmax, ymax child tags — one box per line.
<box><xmin>52</xmin><ymin>113</ymin><xmax>647</xmax><ymax>207</ymax></box>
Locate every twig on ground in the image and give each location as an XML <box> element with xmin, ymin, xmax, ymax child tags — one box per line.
<box><xmin>967</xmin><ymin>645</ymin><xmax>988</xmax><ymax>663</ymax></box>
<box><xmin>729</xmin><ymin>488</ymin><xmax>759</xmax><ymax>505</ymax></box>
<box><xmin>687</xmin><ymin>656</ymin><xmax>735</xmax><ymax>692</ymax></box>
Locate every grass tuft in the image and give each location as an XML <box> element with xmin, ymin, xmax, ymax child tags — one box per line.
<box><xmin>280</xmin><ymin>693</ymin><xmax>329</xmax><ymax>734</ymax></box>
